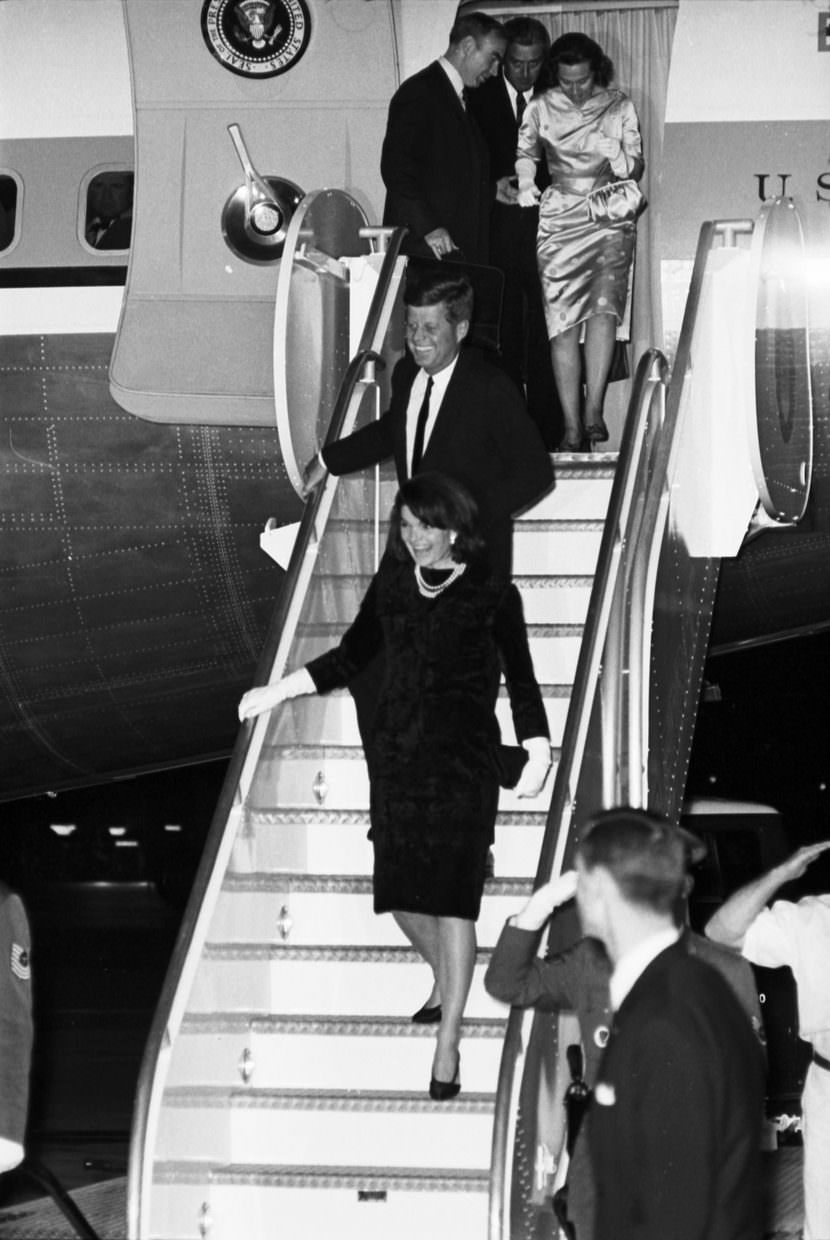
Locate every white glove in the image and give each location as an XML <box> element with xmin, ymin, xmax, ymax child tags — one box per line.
<box><xmin>594</xmin><ymin>136</ymin><xmax>630</xmax><ymax>177</ymax></box>
<box><xmin>515</xmin><ymin>157</ymin><xmax>541</xmax><ymax>208</ymax></box>
<box><xmin>238</xmin><ymin>667</ymin><xmax>315</xmax><ymax>720</ymax></box>
<box><xmin>514</xmin><ymin>736</ymin><xmax>551</xmax><ymax>798</ymax></box>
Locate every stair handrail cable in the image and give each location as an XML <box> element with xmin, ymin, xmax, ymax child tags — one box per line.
<box><xmin>127</xmin><ymin>225</ymin><xmax>408</xmax><ymax>1239</ymax></box>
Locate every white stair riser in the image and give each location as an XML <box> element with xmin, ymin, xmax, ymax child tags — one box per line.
<box><xmin>188</xmin><ymin>957</ymin><xmax>509</xmax><ymax>1021</ymax></box>
<box><xmin>167</xmin><ymin>1027</ymin><xmax>506</xmax><ymax>1093</ymax></box>
<box><xmin>248</xmin><ymin>756</ymin><xmax>558</xmax><ymax>812</ymax></box>
<box><xmin>287</xmin><ymin>634</ymin><xmax>579</xmax><ymax>682</ymax></box>
<box><xmin>518</xmin><ymin>581</ymin><xmax>591</xmax><ymax>625</ymax></box>
<box><xmin>304</xmin><ymin>526</ymin><xmax>600</xmax><ymax>580</ymax></box>
<box><xmin>211</xmin><ymin>889</ymin><xmax>531</xmax><ymax>948</ymax></box>
<box><xmin>201</xmin><ymin>1181</ymin><xmax>489</xmax><ymax>1240</ymax></box>
<box><xmin>524</xmin><ymin>475</ymin><xmax>613</xmax><ymax>520</ymax></box>
<box><xmin>513</xmin><ymin>528</ymin><xmax>601</xmax><ymax>575</ymax></box>
<box><xmin>148</xmin><ymin>1182</ymin><xmax>215</xmax><ymax>1240</ymax></box>
<box><xmin>265</xmin><ymin>693</ymin><xmax>569</xmax><ymax>751</ymax></box>
<box><xmin>232</xmin><ymin>818</ymin><xmax>545</xmax><ymax>877</ymax></box>
<box><xmin>159</xmin><ymin>1102</ymin><xmax>494</xmax><ymax>1170</ymax></box>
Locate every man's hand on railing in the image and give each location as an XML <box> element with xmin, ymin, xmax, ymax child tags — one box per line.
<box><xmin>238</xmin><ymin>668</ymin><xmax>315</xmax><ymax>720</ymax></box>
<box><xmin>300</xmin><ymin>453</ymin><xmax>327</xmax><ymax>500</ymax></box>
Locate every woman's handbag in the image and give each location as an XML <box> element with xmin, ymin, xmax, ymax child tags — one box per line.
<box><xmin>586</xmin><ymin>178</ymin><xmax>646</xmax><ymax>224</ymax></box>
<box><xmin>493</xmin><ymin>743</ymin><xmax>529</xmax><ymax>789</ymax></box>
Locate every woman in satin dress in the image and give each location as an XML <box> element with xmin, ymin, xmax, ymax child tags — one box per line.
<box><xmin>516</xmin><ymin>33</ymin><xmax>644</xmax><ymax>450</ymax></box>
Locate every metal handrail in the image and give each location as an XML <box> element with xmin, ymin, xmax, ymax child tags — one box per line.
<box><xmin>127</xmin><ymin>225</ymin><xmax>407</xmax><ymax>1238</ymax></box>
<box><xmin>488</xmin><ymin>220</ymin><xmax>721</xmax><ymax>1240</ymax></box>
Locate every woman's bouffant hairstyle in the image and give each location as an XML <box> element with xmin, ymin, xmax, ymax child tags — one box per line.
<box><xmin>387</xmin><ymin>472</ymin><xmax>487</xmax><ymax>565</ymax></box>
<box><xmin>548</xmin><ymin>31</ymin><xmax>614</xmax><ymax>89</ymax></box>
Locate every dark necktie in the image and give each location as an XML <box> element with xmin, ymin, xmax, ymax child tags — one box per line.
<box><xmin>515</xmin><ymin>91</ymin><xmax>526</xmax><ymax>127</ymax></box>
<box><xmin>411</xmin><ymin>376</ymin><xmax>433</xmax><ymax>475</ymax></box>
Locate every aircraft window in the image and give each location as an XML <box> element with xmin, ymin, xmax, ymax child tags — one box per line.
<box><xmin>0</xmin><ymin>175</ymin><xmax>18</xmax><ymax>251</ymax></box>
<box><xmin>85</xmin><ymin>170</ymin><xmax>134</xmax><ymax>250</ymax></box>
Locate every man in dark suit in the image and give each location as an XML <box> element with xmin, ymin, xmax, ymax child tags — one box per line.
<box><xmin>380</xmin><ymin>12</ymin><xmax>507</xmax><ymax>265</ymax></box>
<box><xmin>302</xmin><ymin>266</ymin><xmax>553</xmax><ymax>579</ymax></box>
<box><xmin>485</xmin><ymin>829</ymin><xmax>765</xmax><ymax>1240</ymax></box>
<box><xmin>574</xmin><ymin>807</ymin><xmax>764</xmax><ymax>1240</ymax></box>
<box><xmin>467</xmin><ymin>17</ymin><xmax>562</xmax><ymax>448</ymax></box>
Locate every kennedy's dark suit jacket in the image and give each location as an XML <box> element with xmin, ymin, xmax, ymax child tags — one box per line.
<box><xmin>589</xmin><ymin>942</ymin><xmax>764</xmax><ymax>1240</ymax></box>
<box><xmin>322</xmin><ymin>346</ymin><xmax>553</xmax><ymax>576</ymax></box>
<box><xmin>380</xmin><ymin>61</ymin><xmax>491</xmax><ymax>264</ymax></box>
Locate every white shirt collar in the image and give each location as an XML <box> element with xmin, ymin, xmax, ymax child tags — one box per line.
<box><xmin>610</xmin><ymin>926</ymin><xmax>681</xmax><ymax>1012</ymax></box>
<box><xmin>438</xmin><ymin>57</ymin><xmax>465</xmax><ymax>103</ymax></box>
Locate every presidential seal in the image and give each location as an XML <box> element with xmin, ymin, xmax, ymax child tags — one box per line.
<box><xmin>202</xmin><ymin>0</ymin><xmax>311</xmax><ymax>78</ymax></box>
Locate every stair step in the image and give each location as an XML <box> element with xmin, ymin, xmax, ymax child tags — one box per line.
<box><xmin>291</xmin><ymin>628</ymin><xmax>582</xmax><ymax>682</ymax></box>
<box><xmin>169</xmin><ymin>1013</ymin><xmax>507</xmax><ymax>1092</ymax></box>
<box><xmin>211</xmin><ymin>876</ymin><xmax>532</xmax><ymax>947</ymax></box>
<box><xmin>152</xmin><ymin>1164</ymin><xmax>489</xmax><ymax>1240</ymax></box>
<box><xmin>314</xmin><ymin>523</ymin><xmax>602</xmax><ymax>577</ymax></box>
<box><xmin>231</xmin><ymin>809</ymin><xmax>546</xmax><ymax>876</ymax></box>
<box><xmin>262</xmin><ymin>687</ymin><xmax>570</xmax><ymax>749</ymax></box>
<box><xmin>188</xmin><ymin>946</ymin><xmax>508</xmax><ymax>1020</ymax></box>
<box><xmin>517</xmin><ymin>575</ymin><xmax>592</xmax><ymax>624</ymax></box>
<box><xmin>158</xmin><ymin>1086</ymin><xmax>496</xmax><ymax>1170</ymax></box>
<box><xmin>246</xmin><ymin>751</ymin><xmax>559</xmax><ymax>813</ymax></box>
<box><xmin>523</xmin><ymin>473</ymin><xmax>613</xmax><ymax>520</ymax></box>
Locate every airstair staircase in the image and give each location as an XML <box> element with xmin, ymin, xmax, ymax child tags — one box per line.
<box><xmin>134</xmin><ymin>456</ymin><xmax>613</xmax><ymax>1239</ymax></box>
<box><xmin>130</xmin><ymin>194</ymin><xmax>811</xmax><ymax>1239</ymax></box>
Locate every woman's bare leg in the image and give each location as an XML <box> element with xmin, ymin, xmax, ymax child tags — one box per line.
<box><xmin>550</xmin><ymin>326</ymin><xmax>583</xmax><ymax>447</ymax></box>
<box><xmin>433</xmin><ymin>916</ymin><xmax>477</xmax><ymax>1081</ymax></box>
<box><xmin>393</xmin><ymin>910</ymin><xmax>441</xmax><ymax>1006</ymax></box>
<box><xmin>583</xmin><ymin>313</ymin><xmax>617</xmax><ymax>435</ymax></box>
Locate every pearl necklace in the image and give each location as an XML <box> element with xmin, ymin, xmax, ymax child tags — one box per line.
<box><xmin>415</xmin><ymin>562</ymin><xmax>466</xmax><ymax>598</ymax></box>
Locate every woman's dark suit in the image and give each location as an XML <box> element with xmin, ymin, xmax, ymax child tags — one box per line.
<box><xmin>322</xmin><ymin>346</ymin><xmax>553</xmax><ymax>578</ymax></box>
<box><xmin>306</xmin><ymin>558</ymin><xmax>548</xmax><ymax>919</ymax></box>
<box><xmin>380</xmin><ymin>60</ymin><xmax>491</xmax><ymax>264</ymax></box>
<box><xmin>589</xmin><ymin>941</ymin><xmax>764</xmax><ymax>1240</ymax></box>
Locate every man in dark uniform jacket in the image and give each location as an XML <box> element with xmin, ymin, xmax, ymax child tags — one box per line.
<box><xmin>302</xmin><ymin>267</ymin><xmax>553</xmax><ymax>579</ymax></box>
<box><xmin>467</xmin><ymin>17</ymin><xmax>562</xmax><ymax>448</ymax></box>
<box><xmin>0</xmin><ymin>881</ymin><xmax>32</xmax><ymax>1173</ymax></box>
<box><xmin>486</xmin><ymin>827</ymin><xmax>765</xmax><ymax>1240</ymax></box>
<box><xmin>571</xmin><ymin>808</ymin><xmax>764</xmax><ymax>1240</ymax></box>
<box><xmin>380</xmin><ymin>12</ymin><xmax>506</xmax><ymax>265</ymax></box>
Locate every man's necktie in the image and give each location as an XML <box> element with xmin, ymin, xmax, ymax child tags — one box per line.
<box><xmin>515</xmin><ymin>91</ymin><xmax>526</xmax><ymax>127</ymax></box>
<box><xmin>411</xmin><ymin>377</ymin><xmax>433</xmax><ymax>475</ymax></box>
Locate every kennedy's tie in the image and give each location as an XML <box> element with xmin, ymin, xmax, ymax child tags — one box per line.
<box><xmin>411</xmin><ymin>377</ymin><xmax>433</xmax><ymax>475</ymax></box>
<box><xmin>515</xmin><ymin>91</ymin><xmax>526</xmax><ymax>127</ymax></box>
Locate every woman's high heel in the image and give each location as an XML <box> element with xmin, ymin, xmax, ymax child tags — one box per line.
<box><xmin>429</xmin><ymin>1053</ymin><xmax>461</xmax><ymax>1101</ymax></box>
<box><xmin>584</xmin><ymin>417</ymin><xmax>609</xmax><ymax>444</ymax></box>
<box><xmin>412</xmin><ymin>1001</ymin><xmax>442</xmax><ymax>1025</ymax></box>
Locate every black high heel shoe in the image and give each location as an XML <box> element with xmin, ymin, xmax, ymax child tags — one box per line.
<box><xmin>584</xmin><ymin>417</ymin><xmax>609</xmax><ymax>444</ymax></box>
<box><xmin>429</xmin><ymin>1053</ymin><xmax>461</xmax><ymax>1101</ymax></box>
<box><xmin>412</xmin><ymin>1001</ymin><xmax>442</xmax><ymax>1025</ymax></box>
